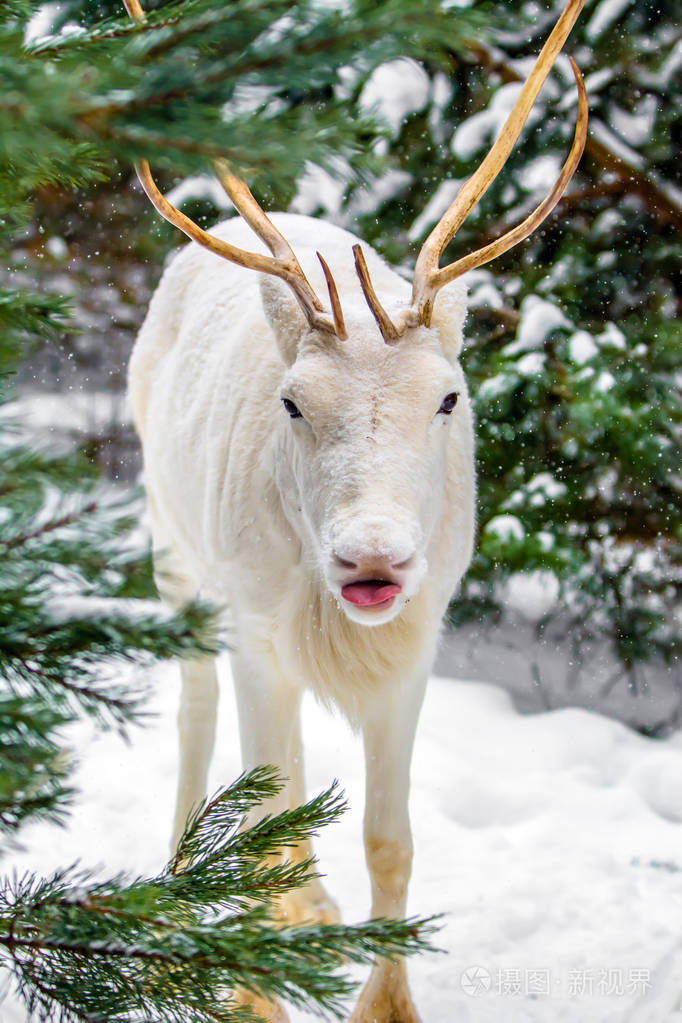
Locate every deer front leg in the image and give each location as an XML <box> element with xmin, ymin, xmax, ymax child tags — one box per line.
<box><xmin>171</xmin><ymin>656</ymin><xmax>219</xmax><ymax>851</ymax></box>
<box><xmin>280</xmin><ymin>708</ymin><xmax>341</xmax><ymax>926</ymax></box>
<box><xmin>230</xmin><ymin>645</ymin><xmax>305</xmax><ymax>1023</ymax></box>
<box><xmin>350</xmin><ymin>678</ymin><xmax>427</xmax><ymax>1023</ymax></box>
<box><xmin>149</xmin><ymin>532</ymin><xmax>220</xmax><ymax>855</ymax></box>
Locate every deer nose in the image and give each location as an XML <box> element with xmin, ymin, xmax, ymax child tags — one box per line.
<box><xmin>332</xmin><ymin>549</ymin><xmax>417</xmax><ymax>575</ymax></box>
<box><xmin>329</xmin><ymin>516</ymin><xmax>419</xmax><ymax>577</ymax></box>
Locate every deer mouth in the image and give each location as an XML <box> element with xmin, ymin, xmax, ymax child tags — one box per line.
<box><xmin>341</xmin><ymin>580</ymin><xmax>402</xmax><ymax>608</ymax></box>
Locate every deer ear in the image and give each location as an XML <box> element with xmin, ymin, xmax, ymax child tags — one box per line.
<box><xmin>260</xmin><ymin>276</ymin><xmax>307</xmax><ymax>366</ymax></box>
<box><xmin>430</xmin><ymin>280</ymin><xmax>468</xmax><ymax>362</ymax></box>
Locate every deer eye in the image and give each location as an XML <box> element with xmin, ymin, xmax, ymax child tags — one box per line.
<box><xmin>282</xmin><ymin>397</ymin><xmax>303</xmax><ymax>420</ymax></box>
<box><xmin>438</xmin><ymin>391</ymin><xmax>459</xmax><ymax>415</ymax></box>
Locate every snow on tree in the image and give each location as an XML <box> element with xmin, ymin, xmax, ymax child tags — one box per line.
<box><xmin>338</xmin><ymin>0</ymin><xmax>681</xmax><ymax>686</ymax></box>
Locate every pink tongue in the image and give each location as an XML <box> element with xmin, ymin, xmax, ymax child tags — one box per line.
<box><xmin>341</xmin><ymin>581</ymin><xmax>402</xmax><ymax>607</ymax></box>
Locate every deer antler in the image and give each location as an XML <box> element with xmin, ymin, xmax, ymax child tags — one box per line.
<box><xmin>122</xmin><ymin>2</ymin><xmax>343</xmax><ymax>338</ymax></box>
<box><xmin>353</xmin><ymin>246</ymin><xmax>400</xmax><ymax>343</ymax></box>
<box><xmin>356</xmin><ymin>0</ymin><xmax>588</xmax><ymax>336</ymax></box>
<box><xmin>410</xmin><ymin>0</ymin><xmax>588</xmax><ymax>326</ymax></box>
<box><xmin>423</xmin><ymin>58</ymin><xmax>588</xmax><ymax>296</ymax></box>
<box><xmin>124</xmin><ymin>0</ymin><xmax>587</xmax><ymax>343</ymax></box>
<box><xmin>317</xmin><ymin>252</ymin><xmax>348</xmax><ymax>340</ymax></box>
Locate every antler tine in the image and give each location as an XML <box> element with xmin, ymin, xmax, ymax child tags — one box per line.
<box><xmin>412</xmin><ymin>0</ymin><xmax>586</xmax><ymax>324</ymax></box>
<box><xmin>213</xmin><ymin>160</ymin><xmax>320</xmax><ymax>288</ymax></box>
<box><xmin>122</xmin><ymin>1</ymin><xmax>337</xmax><ymax>337</ymax></box>
<box><xmin>430</xmin><ymin>58</ymin><xmax>588</xmax><ymax>293</ymax></box>
<box><xmin>134</xmin><ymin>161</ymin><xmax>334</xmax><ymax>331</ymax></box>
<box><xmin>134</xmin><ymin>160</ymin><xmax>283</xmax><ymax>278</ymax></box>
<box><xmin>317</xmin><ymin>252</ymin><xmax>348</xmax><ymax>340</ymax></box>
<box><xmin>212</xmin><ymin>159</ymin><xmax>343</xmax><ymax>328</ymax></box>
<box><xmin>352</xmin><ymin>245</ymin><xmax>400</xmax><ymax>343</ymax></box>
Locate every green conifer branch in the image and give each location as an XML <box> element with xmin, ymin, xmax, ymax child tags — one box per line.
<box><xmin>1</xmin><ymin>771</ymin><xmax>439</xmax><ymax>1023</ymax></box>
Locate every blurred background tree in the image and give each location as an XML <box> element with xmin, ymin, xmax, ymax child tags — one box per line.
<box><xmin>6</xmin><ymin>0</ymin><xmax>681</xmax><ymax>707</ymax></box>
<box><xmin>340</xmin><ymin>0</ymin><xmax>681</xmax><ymax>699</ymax></box>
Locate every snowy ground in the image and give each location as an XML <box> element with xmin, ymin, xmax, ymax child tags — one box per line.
<box><xmin>4</xmin><ymin>657</ymin><xmax>682</xmax><ymax>1023</ymax></box>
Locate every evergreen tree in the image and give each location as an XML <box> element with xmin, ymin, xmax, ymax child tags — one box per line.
<box><xmin>332</xmin><ymin>0</ymin><xmax>680</xmax><ymax>687</ymax></box>
<box><xmin>0</xmin><ymin>0</ymin><xmax>484</xmax><ymax>1016</ymax></box>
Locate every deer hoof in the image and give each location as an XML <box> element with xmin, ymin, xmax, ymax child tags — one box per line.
<box><xmin>348</xmin><ymin>962</ymin><xmax>422</xmax><ymax>1023</ymax></box>
<box><xmin>233</xmin><ymin>989</ymin><xmax>290</xmax><ymax>1023</ymax></box>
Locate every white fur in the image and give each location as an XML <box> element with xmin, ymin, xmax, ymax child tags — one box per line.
<box><xmin>129</xmin><ymin>213</ymin><xmax>475</xmax><ymax>1022</ymax></box>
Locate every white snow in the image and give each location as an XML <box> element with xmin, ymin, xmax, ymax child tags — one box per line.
<box><xmin>166</xmin><ymin>176</ymin><xmax>235</xmax><ymax>211</ymax></box>
<box><xmin>527</xmin><ymin>473</ymin><xmax>568</xmax><ymax>502</ymax></box>
<box><xmin>650</xmin><ymin>38</ymin><xmax>682</xmax><ymax>89</ymax></box>
<box><xmin>477</xmin><ymin>373</ymin><xmax>509</xmax><ymax>400</ymax></box>
<box><xmin>583</xmin><ymin>68</ymin><xmax>618</xmax><ymax>95</ymax></box>
<box><xmin>44</xmin><ymin>595</ymin><xmax>173</xmax><ymax>624</ymax></box>
<box><xmin>408</xmin><ymin>179</ymin><xmax>465</xmax><ymax>241</ymax></box>
<box><xmin>346</xmin><ymin>169</ymin><xmax>413</xmax><ymax>218</ymax></box>
<box><xmin>24</xmin><ymin>3</ymin><xmax>65</xmax><ymax>44</ymax></box>
<box><xmin>610</xmin><ymin>97</ymin><xmax>658</xmax><ymax>149</ymax></box>
<box><xmin>597</xmin><ymin>251</ymin><xmax>617</xmax><ymax>269</ymax></box>
<box><xmin>505</xmin><ymin>296</ymin><xmax>569</xmax><ymax>355</ymax></box>
<box><xmin>598</xmin><ymin>322</ymin><xmax>627</xmax><ymax>350</ymax></box>
<box><xmin>517</xmin><ymin>351</ymin><xmax>546</xmax><ymax>376</ymax></box>
<box><xmin>4</xmin><ymin>659</ymin><xmax>682</xmax><ymax>1022</ymax></box>
<box><xmin>291</xmin><ymin>163</ymin><xmax>347</xmax><ymax>218</ymax></box>
<box><xmin>501</xmin><ymin>476</ymin><xmax>566</xmax><ymax>515</ymax></box>
<box><xmin>523</xmin><ymin>155</ymin><xmax>562</xmax><ymax>193</ymax></box>
<box><xmin>592</xmin><ymin>209</ymin><xmax>624</xmax><ymax>236</ymax></box>
<box><xmin>504</xmin><ymin>570</ymin><xmax>560</xmax><ymax>621</ymax></box>
<box><xmin>484</xmin><ymin>514</ymin><xmax>525</xmax><ymax>541</ymax></box>
<box><xmin>452</xmin><ymin>82</ymin><xmax>542</xmax><ymax>161</ymax></box>
<box><xmin>586</xmin><ymin>0</ymin><xmax>635</xmax><ymax>41</ymax></box>
<box><xmin>595</xmin><ymin>370</ymin><xmax>616</xmax><ymax>392</ymax></box>
<box><xmin>468</xmin><ymin>278</ymin><xmax>504</xmax><ymax>310</ymax></box>
<box><xmin>360</xmin><ymin>60</ymin><xmax>430</xmax><ymax>137</ymax></box>
<box><xmin>601</xmin><ymin>468</ymin><xmax>621</xmax><ymax>505</ymax></box>
<box><xmin>431</xmin><ymin>72</ymin><xmax>453</xmax><ymax>111</ymax></box>
<box><xmin>569</xmin><ymin>330</ymin><xmax>599</xmax><ymax>364</ymax></box>
<box><xmin>590</xmin><ymin>119</ymin><xmax>645</xmax><ymax>170</ymax></box>
<box><xmin>3</xmin><ymin>391</ymin><xmax>132</xmax><ymax>446</ymax></box>
<box><xmin>46</xmin><ymin>236</ymin><xmax>68</xmax><ymax>260</ymax></box>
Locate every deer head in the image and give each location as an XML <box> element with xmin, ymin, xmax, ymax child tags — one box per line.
<box><xmin>254</xmin><ymin>253</ymin><xmax>469</xmax><ymax>625</ymax></box>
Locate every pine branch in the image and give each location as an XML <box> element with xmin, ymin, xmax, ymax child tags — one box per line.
<box><xmin>95</xmin><ymin>10</ymin><xmax>468</xmax><ymax>119</ymax></box>
<box><xmin>586</xmin><ymin>122</ymin><xmax>682</xmax><ymax>232</ymax></box>
<box><xmin>1</xmin><ymin>0</ymin><xmax>480</xmax><ymax>191</ymax></box>
<box><xmin>1</xmin><ymin>772</ymin><xmax>439</xmax><ymax>1023</ymax></box>
<box><xmin>1</xmin><ymin>501</ymin><xmax>98</xmax><ymax>551</ymax></box>
<box><xmin>0</xmin><ymin>289</ymin><xmax>72</xmax><ymax>342</ymax></box>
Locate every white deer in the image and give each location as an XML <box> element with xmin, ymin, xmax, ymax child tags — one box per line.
<box><xmin>126</xmin><ymin>0</ymin><xmax>587</xmax><ymax>1018</ymax></box>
